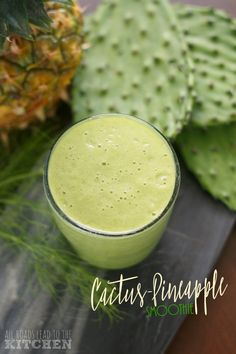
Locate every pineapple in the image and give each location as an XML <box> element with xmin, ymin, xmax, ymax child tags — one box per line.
<box><xmin>0</xmin><ymin>0</ymin><xmax>83</xmax><ymax>131</ymax></box>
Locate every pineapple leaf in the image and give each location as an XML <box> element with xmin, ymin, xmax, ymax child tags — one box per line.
<box><xmin>0</xmin><ymin>0</ymin><xmax>74</xmax><ymax>48</ymax></box>
<box><xmin>26</xmin><ymin>0</ymin><xmax>51</xmax><ymax>29</ymax></box>
<box><xmin>0</xmin><ymin>0</ymin><xmax>32</xmax><ymax>40</ymax></box>
<box><xmin>0</xmin><ymin>36</ymin><xmax>5</xmax><ymax>48</ymax></box>
<box><xmin>0</xmin><ymin>21</ymin><xmax>7</xmax><ymax>37</ymax></box>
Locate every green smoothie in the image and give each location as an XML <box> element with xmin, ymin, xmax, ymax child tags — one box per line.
<box><xmin>45</xmin><ymin>114</ymin><xmax>180</xmax><ymax>269</ymax></box>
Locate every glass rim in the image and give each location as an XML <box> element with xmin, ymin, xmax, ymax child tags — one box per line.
<box><xmin>43</xmin><ymin>113</ymin><xmax>181</xmax><ymax>238</ymax></box>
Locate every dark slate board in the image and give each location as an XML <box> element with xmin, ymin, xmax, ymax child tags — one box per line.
<box><xmin>0</xmin><ymin>162</ymin><xmax>235</xmax><ymax>354</ymax></box>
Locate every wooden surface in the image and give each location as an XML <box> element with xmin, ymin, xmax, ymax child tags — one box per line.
<box><xmin>79</xmin><ymin>166</ymin><xmax>235</xmax><ymax>354</ymax></box>
<box><xmin>167</xmin><ymin>226</ymin><xmax>236</xmax><ymax>354</ymax></box>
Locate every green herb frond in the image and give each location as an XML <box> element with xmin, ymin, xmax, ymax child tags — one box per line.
<box><xmin>0</xmin><ymin>123</ymin><xmax>122</xmax><ymax>321</ymax></box>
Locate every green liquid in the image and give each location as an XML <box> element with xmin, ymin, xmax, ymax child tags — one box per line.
<box><xmin>48</xmin><ymin>114</ymin><xmax>176</xmax><ymax>234</ymax></box>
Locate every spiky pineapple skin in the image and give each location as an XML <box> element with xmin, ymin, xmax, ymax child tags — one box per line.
<box><xmin>0</xmin><ymin>1</ymin><xmax>83</xmax><ymax>130</ymax></box>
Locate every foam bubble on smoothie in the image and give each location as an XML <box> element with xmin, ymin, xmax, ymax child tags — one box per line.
<box><xmin>48</xmin><ymin>115</ymin><xmax>176</xmax><ymax>233</ymax></box>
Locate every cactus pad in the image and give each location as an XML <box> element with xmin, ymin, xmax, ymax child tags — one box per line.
<box><xmin>176</xmin><ymin>5</ymin><xmax>236</xmax><ymax>127</ymax></box>
<box><xmin>72</xmin><ymin>0</ymin><xmax>194</xmax><ymax>139</ymax></box>
<box><xmin>177</xmin><ymin>123</ymin><xmax>236</xmax><ymax>210</ymax></box>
